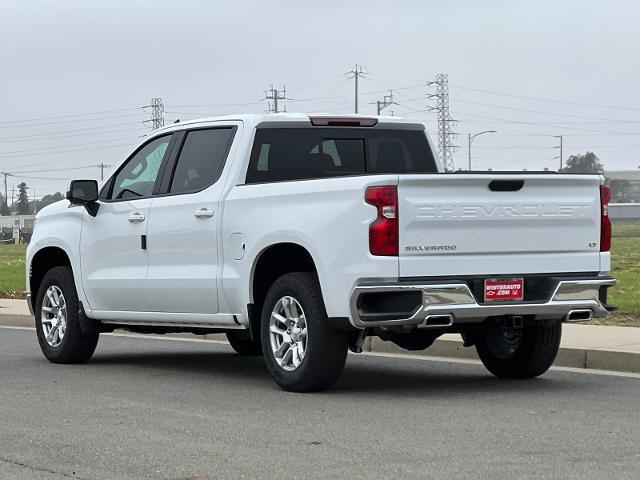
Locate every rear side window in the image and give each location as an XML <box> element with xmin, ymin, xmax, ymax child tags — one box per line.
<box><xmin>246</xmin><ymin>128</ymin><xmax>436</xmax><ymax>183</ymax></box>
<box><xmin>169</xmin><ymin>128</ymin><xmax>235</xmax><ymax>194</ymax></box>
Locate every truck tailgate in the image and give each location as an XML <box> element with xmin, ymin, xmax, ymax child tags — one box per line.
<box><xmin>398</xmin><ymin>174</ymin><xmax>603</xmax><ymax>277</ymax></box>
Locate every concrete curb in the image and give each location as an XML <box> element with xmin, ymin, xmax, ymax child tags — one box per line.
<box><xmin>367</xmin><ymin>337</ymin><xmax>640</xmax><ymax>374</ymax></box>
<box><xmin>0</xmin><ymin>314</ymin><xmax>34</xmax><ymax>328</ymax></box>
<box><xmin>2</xmin><ymin>314</ymin><xmax>640</xmax><ymax>374</ymax></box>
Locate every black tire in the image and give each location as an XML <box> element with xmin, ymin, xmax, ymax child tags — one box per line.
<box><xmin>34</xmin><ymin>266</ymin><xmax>99</xmax><ymax>364</ymax></box>
<box><xmin>226</xmin><ymin>331</ymin><xmax>262</xmax><ymax>356</ymax></box>
<box><xmin>260</xmin><ymin>272</ymin><xmax>348</xmax><ymax>392</ymax></box>
<box><xmin>475</xmin><ymin>320</ymin><xmax>562</xmax><ymax>379</ymax></box>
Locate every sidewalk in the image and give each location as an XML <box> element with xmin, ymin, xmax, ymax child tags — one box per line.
<box><xmin>3</xmin><ymin>298</ymin><xmax>640</xmax><ymax>373</ymax></box>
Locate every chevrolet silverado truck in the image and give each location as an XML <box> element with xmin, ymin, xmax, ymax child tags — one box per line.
<box><xmin>26</xmin><ymin>113</ymin><xmax>616</xmax><ymax>392</ymax></box>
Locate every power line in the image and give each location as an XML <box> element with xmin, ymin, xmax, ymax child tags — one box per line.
<box><xmin>0</xmin><ymin>112</ymin><xmax>145</xmax><ymax>129</ymax></box>
<box><xmin>450</xmin><ymin>97</ymin><xmax>639</xmax><ymax>123</ymax></box>
<box><xmin>0</xmin><ymin>124</ymin><xmax>147</xmax><ymax>143</ymax></box>
<box><xmin>291</xmin><ymin>78</ymin><xmax>351</xmax><ymax>112</ymax></box>
<box><xmin>167</xmin><ymin>100</ymin><xmax>264</xmax><ymax>109</ymax></box>
<box><xmin>0</xmin><ymin>141</ymin><xmax>137</xmax><ymax>159</ymax></box>
<box><xmin>0</xmin><ymin>135</ymin><xmax>141</xmax><ymax>157</ymax></box>
<box><xmin>286</xmin><ymin>73</ymin><xmax>348</xmax><ymax>94</ymax></box>
<box><xmin>452</xmin><ymin>110</ymin><xmax>638</xmax><ymax>135</ymax></box>
<box><xmin>449</xmin><ymin>84</ymin><xmax>640</xmax><ymax>111</ymax></box>
<box><xmin>0</xmin><ymin>107</ymin><xmax>143</xmax><ymax>125</ymax></box>
<box><xmin>369</xmin><ymin>72</ymin><xmax>640</xmax><ymax>111</ymax></box>
<box><xmin>11</xmin><ymin>165</ymin><xmax>109</xmax><ymax>174</ymax></box>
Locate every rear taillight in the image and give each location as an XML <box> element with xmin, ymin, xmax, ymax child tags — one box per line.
<box><xmin>600</xmin><ymin>185</ymin><xmax>612</xmax><ymax>252</ymax></box>
<box><xmin>365</xmin><ymin>185</ymin><xmax>398</xmax><ymax>256</ymax></box>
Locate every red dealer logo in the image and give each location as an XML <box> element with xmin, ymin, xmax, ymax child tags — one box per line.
<box><xmin>484</xmin><ymin>278</ymin><xmax>524</xmax><ymax>302</ymax></box>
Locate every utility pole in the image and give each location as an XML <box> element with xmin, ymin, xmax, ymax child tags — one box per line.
<box><xmin>264</xmin><ymin>85</ymin><xmax>288</xmax><ymax>113</ymax></box>
<box><xmin>11</xmin><ymin>186</ymin><xmax>15</xmax><ymax>209</ymax></box>
<box><xmin>150</xmin><ymin>97</ymin><xmax>164</xmax><ymax>130</ymax></box>
<box><xmin>346</xmin><ymin>64</ymin><xmax>366</xmax><ymax>114</ymax></box>
<box><xmin>1</xmin><ymin>171</ymin><xmax>10</xmax><ymax>211</ymax></box>
<box><xmin>428</xmin><ymin>74</ymin><xmax>457</xmax><ymax>172</ymax></box>
<box><xmin>553</xmin><ymin>135</ymin><xmax>563</xmax><ymax>171</ymax></box>
<box><xmin>89</xmin><ymin>163</ymin><xmax>113</xmax><ymax>181</ymax></box>
<box><xmin>373</xmin><ymin>90</ymin><xmax>396</xmax><ymax>115</ymax></box>
<box><xmin>99</xmin><ymin>163</ymin><xmax>112</xmax><ymax>181</ymax></box>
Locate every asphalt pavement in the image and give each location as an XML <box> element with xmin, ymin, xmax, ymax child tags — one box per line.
<box><xmin>1</xmin><ymin>326</ymin><xmax>639</xmax><ymax>480</ymax></box>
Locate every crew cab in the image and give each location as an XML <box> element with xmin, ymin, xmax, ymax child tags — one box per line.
<box><xmin>26</xmin><ymin>114</ymin><xmax>616</xmax><ymax>391</ymax></box>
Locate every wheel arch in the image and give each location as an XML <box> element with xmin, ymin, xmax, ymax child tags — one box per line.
<box><xmin>248</xmin><ymin>242</ymin><xmax>319</xmax><ymax>341</ymax></box>
<box><xmin>29</xmin><ymin>246</ymin><xmax>74</xmax><ymax>313</ymax></box>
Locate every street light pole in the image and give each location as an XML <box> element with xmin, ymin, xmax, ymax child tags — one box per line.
<box><xmin>468</xmin><ymin>130</ymin><xmax>498</xmax><ymax>170</ymax></box>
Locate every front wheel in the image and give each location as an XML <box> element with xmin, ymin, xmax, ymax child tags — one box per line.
<box><xmin>475</xmin><ymin>320</ymin><xmax>562</xmax><ymax>379</ymax></box>
<box><xmin>261</xmin><ymin>272</ymin><xmax>348</xmax><ymax>392</ymax></box>
<box><xmin>35</xmin><ymin>266</ymin><xmax>99</xmax><ymax>364</ymax></box>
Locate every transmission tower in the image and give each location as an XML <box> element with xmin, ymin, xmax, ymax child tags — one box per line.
<box><xmin>264</xmin><ymin>85</ymin><xmax>287</xmax><ymax>113</ymax></box>
<box><xmin>150</xmin><ymin>97</ymin><xmax>164</xmax><ymax>129</ymax></box>
<box><xmin>428</xmin><ymin>74</ymin><xmax>457</xmax><ymax>171</ymax></box>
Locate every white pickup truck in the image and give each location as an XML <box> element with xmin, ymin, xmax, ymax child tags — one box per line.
<box><xmin>26</xmin><ymin>113</ymin><xmax>616</xmax><ymax>391</ymax></box>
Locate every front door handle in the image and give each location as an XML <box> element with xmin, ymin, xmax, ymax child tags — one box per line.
<box><xmin>194</xmin><ymin>208</ymin><xmax>214</xmax><ymax>219</ymax></box>
<box><xmin>128</xmin><ymin>212</ymin><xmax>146</xmax><ymax>223</ymax></box>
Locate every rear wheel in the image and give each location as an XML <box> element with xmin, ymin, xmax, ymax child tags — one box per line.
<box><xmin>261</xmin><ymin>272</ymin><xmax>348</xmax><ymax>392</ymax></box>
<box><xmin>226</xmin><ymin>331</ymin><xmax>262</xmax><ymax>356</ymax></box>
<box><xmin>35</xmin><ymin>266</ymin><xmax>99</xmax><ymax>364</ymax></box>
<box><xmin>475</xmin><ymin>319</ymin><xmax>562</xmax><ymax>379</ymax></box>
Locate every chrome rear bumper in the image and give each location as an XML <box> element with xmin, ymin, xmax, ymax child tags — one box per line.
<box><xmin>349</xmin><ymin>277</ymin><xmax>616</xmax><ymax>328</ymax></box>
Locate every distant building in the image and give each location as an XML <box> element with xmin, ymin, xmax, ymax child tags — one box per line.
<box><xmin>605</xmin><ymin>170</ymin><xmax>640</xmax><ymax>203</ymax></box>
<box><xmin>0</xmin><ymin>215</ymin><xmax>35</xmax><ymax>243</ymax></box>
<box><xmin>0</xmin><ymin>215</ymin><xmax>35</xmax><ymax>230</ymax></box>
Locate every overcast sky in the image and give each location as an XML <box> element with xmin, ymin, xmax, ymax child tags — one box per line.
<box><xmin>1</xmin><ymin>0</ymin><xmax>639</xmax><ymax>197</ymax></box>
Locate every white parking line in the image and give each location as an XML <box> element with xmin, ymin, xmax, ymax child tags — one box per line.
<box><xmin>2</xmin><ymin>324</ymin><xmax>639</xmax><ymax>379</ymax></box>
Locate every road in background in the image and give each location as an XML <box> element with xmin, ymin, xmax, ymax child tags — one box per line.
<box><xmin>0</xmin><ymin>327</ymin><xmax>639</xmax><ymax>479</ymax></box>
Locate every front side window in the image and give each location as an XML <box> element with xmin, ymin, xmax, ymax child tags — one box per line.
<box><xmin>169</xmin><ymin>128</ymin><xmax>235</xmax><ymax>194</ymax></box>
<box><xmin>110</xmin><ymin>135</ymin><xmax>171</xmax><ymax>200</ymax></box>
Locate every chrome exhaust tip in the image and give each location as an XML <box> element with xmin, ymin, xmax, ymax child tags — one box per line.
<box><xmin>420</xmin><ymin>314</ymin><xmax>454</xmax><ymax>328</ymax></box>
<box><xmin>566</xmin><ymin>309</ymin><xmax>593</xmax><ymax>323</ymax></box>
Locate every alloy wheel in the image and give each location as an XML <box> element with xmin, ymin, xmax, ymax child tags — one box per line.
<box><xmin>41</xmin><ymin>285</ymin><xmax>67</xmax><ymax>348</ymax></box>
<box><xmin>269</xmin><ymin>296</ymin><xmax>308</xmax><ymax>371</ymax></box>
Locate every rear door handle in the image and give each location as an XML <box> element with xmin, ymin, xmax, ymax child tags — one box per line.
<box><xmin>128</xmin><ymin>212</ymin><xmax>146</xmax><ymax>223</ymax></box>
<box><xmin>194</xmin><ymin>208</ymin><xmax>214</xmax><ymax>219</ymax></box>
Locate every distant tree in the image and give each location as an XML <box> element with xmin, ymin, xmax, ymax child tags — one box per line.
<box><xmin>35</xmin><ymin>192</ymin><xmax>64</xmax><ymax>212</ymax></box>
<box><xmin>560</xmin><ymin>151</ymin><xmax>604</xmax><ymax>174</ymax></box>
<box><xmin>15</xmin><ymin>182</ymin><xmax>32</xmax><ymax>215</ymax></box>
<box><xmin>609</xmin><ymin>178</ymin><xmax>632</xmax><ymax>202</ymax></box>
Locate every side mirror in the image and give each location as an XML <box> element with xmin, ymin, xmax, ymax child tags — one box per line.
<box><xmin>66</xmin><ymin>179</ymin><xmax>99</xmax><ymax>216</ymax></box>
